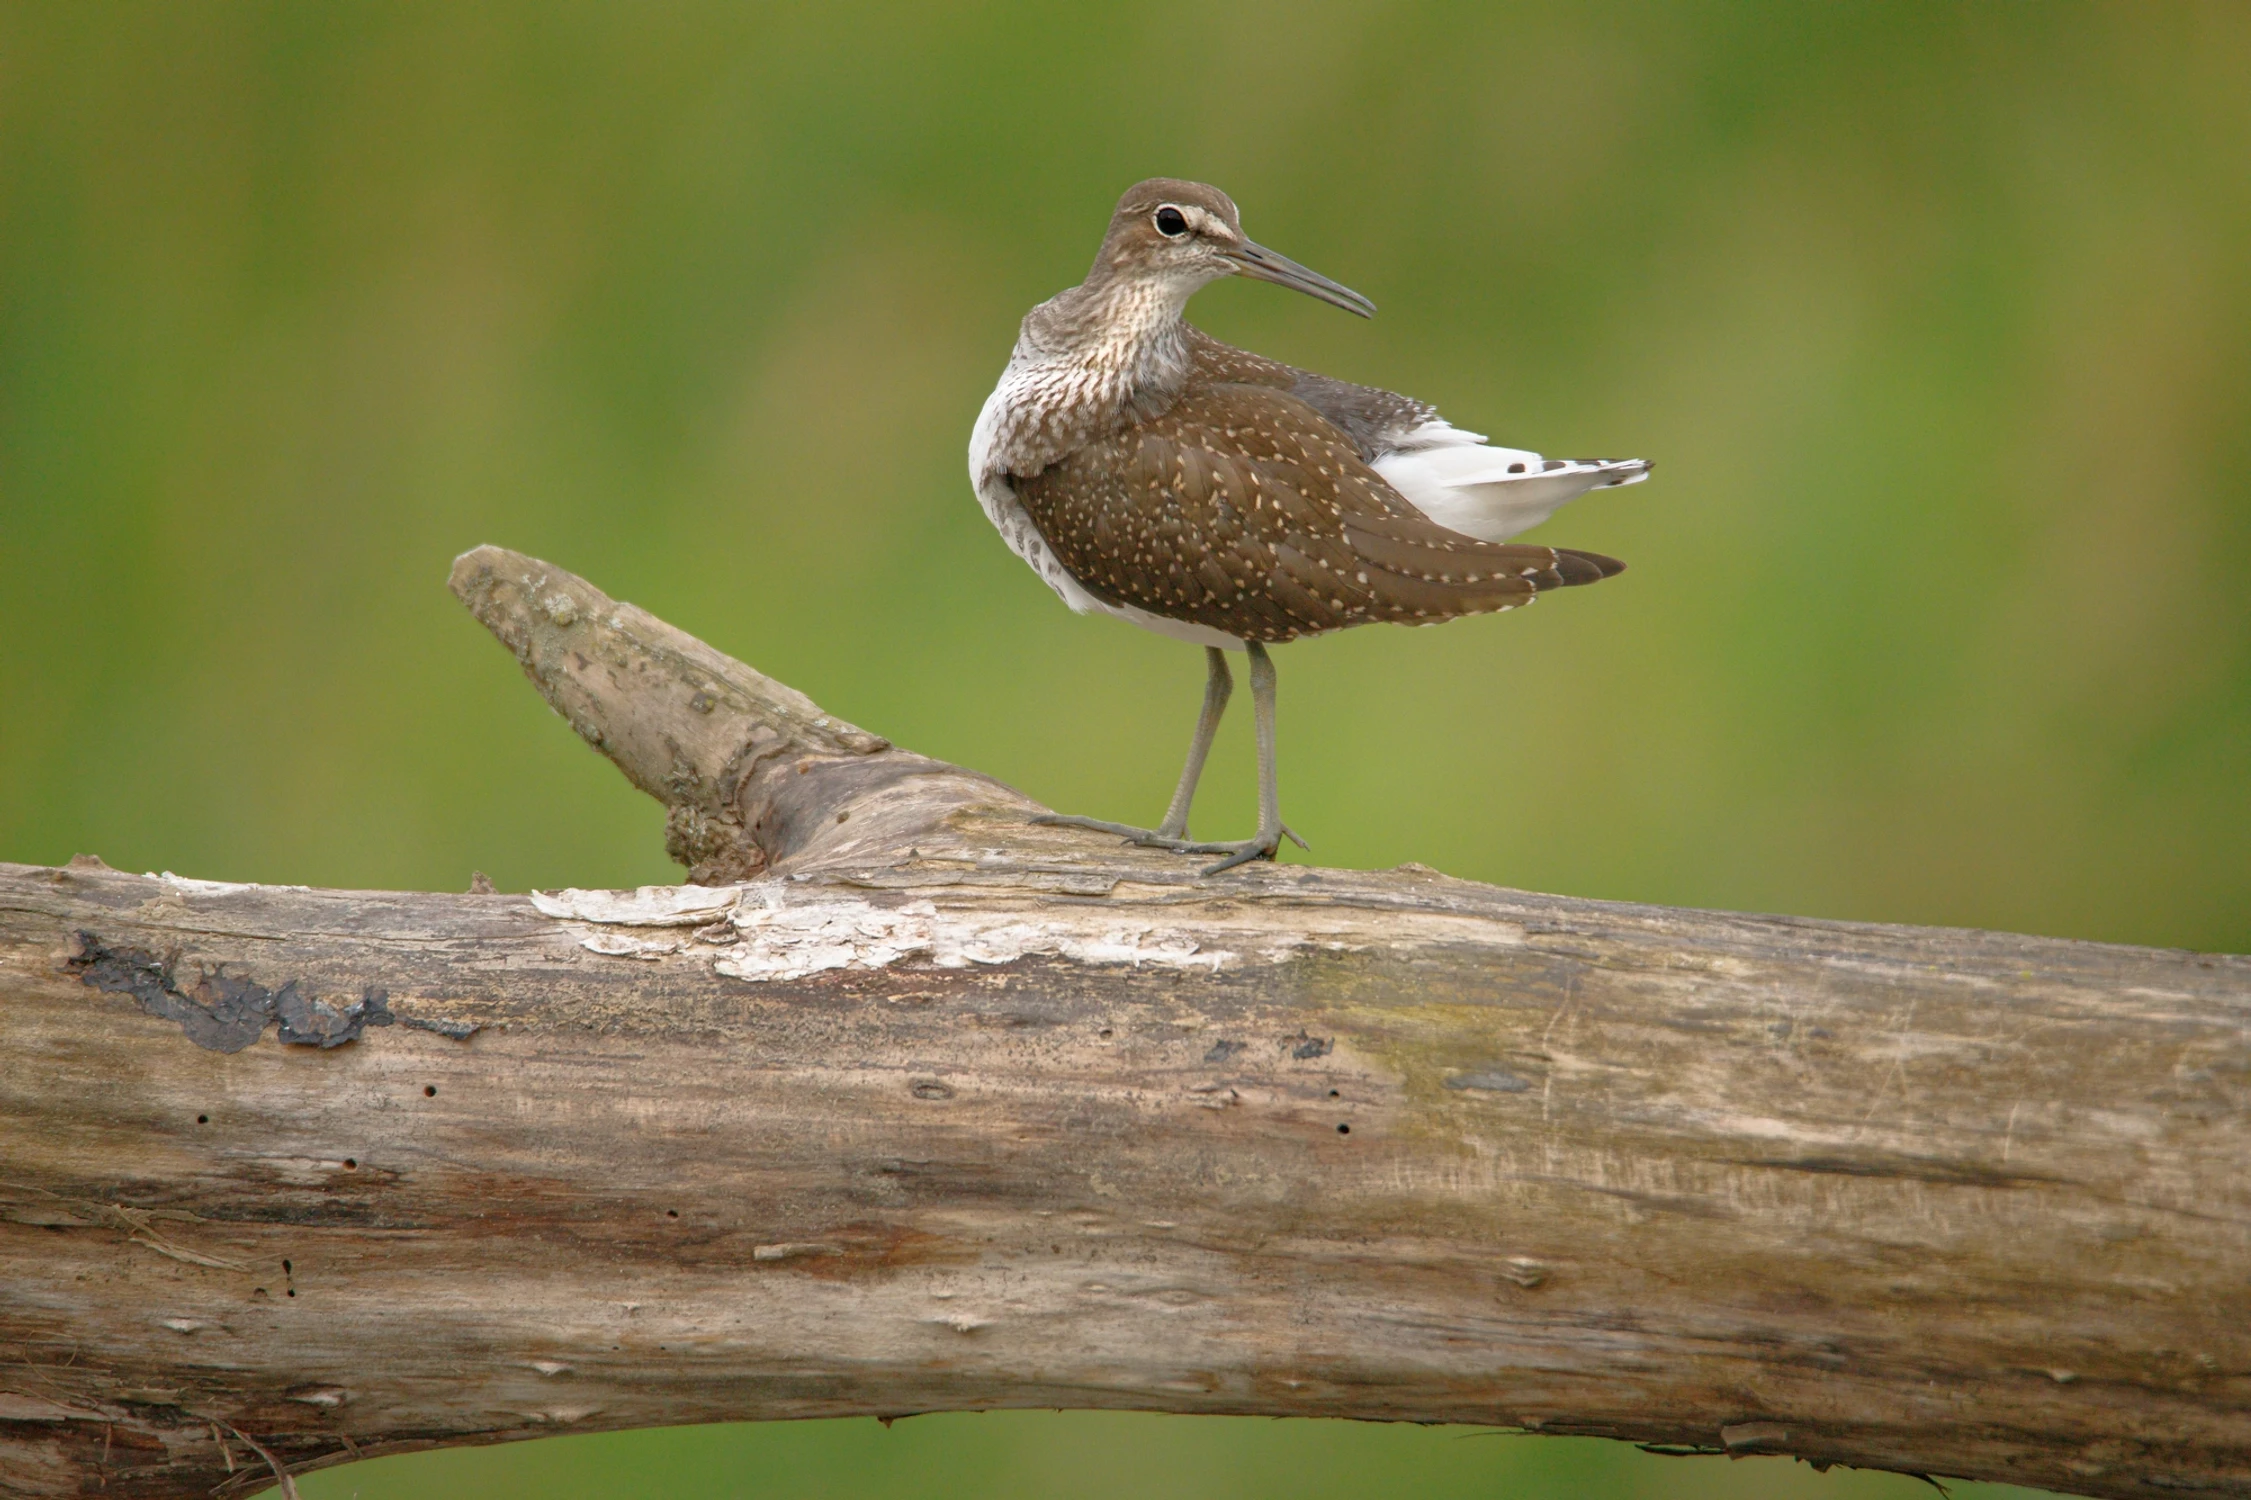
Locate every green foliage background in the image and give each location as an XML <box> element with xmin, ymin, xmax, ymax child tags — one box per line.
<box><xmin>3</xmin><ymin>4</ymin><xmax>2244</xmax><ymax>1497</ymax></box>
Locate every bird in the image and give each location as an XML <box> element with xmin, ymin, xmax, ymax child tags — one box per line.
<box><xmin>969</xmin><ymin>179</ymin><xmax>1647</xmax><ymax>873</ymax></box>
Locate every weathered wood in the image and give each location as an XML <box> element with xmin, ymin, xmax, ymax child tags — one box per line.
<box><xmin>0</xmin><ymin>547</ymin><xmax>2245</xmax><ymax>1500</ymax></box>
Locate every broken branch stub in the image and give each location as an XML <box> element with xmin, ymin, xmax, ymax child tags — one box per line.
<box><xmin>447</xmin><ymin>545</ymin><xmax>1029</xmax><ymax>881</ymax></box>
<box><xmin>0</xmin><ymin>547</ymin><xmax>2244</xmax><ymax>1500</ymax></box>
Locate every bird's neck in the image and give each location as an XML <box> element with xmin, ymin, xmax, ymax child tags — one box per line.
<box><xmin>1034</xmin><ymin>273</ymin><xmax>1200</xmax><ymax>411</ymax></box>
<box><xmin>976</xmin><ymin>276</ymin><xmax>1206</xmax><ymax>480</ymax></box>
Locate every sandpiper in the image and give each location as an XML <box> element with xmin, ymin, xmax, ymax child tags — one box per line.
<box><xmin>970</xmin><ymin>179</ymin><xmax>1647</xmax><ymax>873</ymax></box>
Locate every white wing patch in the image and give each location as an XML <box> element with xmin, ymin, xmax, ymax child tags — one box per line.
<box><xmin>1373</xmin><ymin>419</ymin><xmax>1648</xmax><ymax>543</ymax></box>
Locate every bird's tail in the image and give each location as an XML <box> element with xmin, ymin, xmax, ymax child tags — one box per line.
<box><xmin>1374</xmin><ymin>433</ymin><xmax>1650</xmax><ymax>543</ymax></box>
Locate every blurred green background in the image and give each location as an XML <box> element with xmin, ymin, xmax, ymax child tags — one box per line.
<box><xmin>3</xmin><ymin>3</ymin><xmax>2245</xmax><ymax>1497</ymax></box>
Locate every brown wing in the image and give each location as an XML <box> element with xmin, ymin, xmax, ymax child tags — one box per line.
<box><xmin>1012</xmin><ymin>380</ymin><xmax>1621</xmax><ymax>644</ymax></box>
<box><xmin>1187</xmin><ymin>327</ymin><xmax>1438</xmax><ymax>462</ymax></box>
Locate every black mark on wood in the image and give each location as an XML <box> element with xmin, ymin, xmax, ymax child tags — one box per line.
<box><xmin>69</xmin><ymin>933</ymin><xmax>392</xmax><ymax>1052</ymax></box>
<box><xmin>401</xmin><ymin>1016</ymin><xmax>482</xmax><ymax>1041</ymax></box>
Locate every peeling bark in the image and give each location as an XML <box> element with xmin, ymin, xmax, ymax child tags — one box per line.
<box><xmin>0</xmin><ymin>546</ymin><xmax>2245</xmax><ymax>1500</ymax></box>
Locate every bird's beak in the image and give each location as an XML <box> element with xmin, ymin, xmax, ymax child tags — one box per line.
<box><xmin>1223</xmin><ymin>239</ymin><xmax>1376</xmax><ymax>318</ymax></box>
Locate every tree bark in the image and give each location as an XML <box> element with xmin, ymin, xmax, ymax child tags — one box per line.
<box><xmin>2</xmin><ymin>545</ymin><xmax>2245</xmax><ymax>1500</ymax></box>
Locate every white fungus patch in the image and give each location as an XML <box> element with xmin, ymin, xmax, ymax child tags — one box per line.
<box><xmin>535</xmin><ymin>880</ymin><xmax>1270</xmax><ymax>981</ymax></box>
<box><xmin>714</xmin><ymin>892</ymin><xmax>934</xmax><ymax>980</ymax></box>
<box><xmin>532</xmin><ymin>885</ymin><xmax>740</xmax><ymax>927</ymax></box>
<box><xmin>712</xmin><ymin>883</ymin><xmax>1230</xmax><ymax>982</ymax></box>
<box><xmin>534</xmin><ymin>885</ymin><xmax>740</xmax><ymax>955</ymax></box>
<box><xmin>576</xmin><ymin>931</ymin><xmax>679</xmax><ymax>960</ymax></box>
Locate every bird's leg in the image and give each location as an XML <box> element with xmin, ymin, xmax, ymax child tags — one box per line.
<box><xmin>1033</xmin><ymin>647</ymin><xmax>1232</xmax><ymax>845</ymax></box>
<box><xmin>1154</xmin><ymin>646</ymin><xmax>1231</xmax><ymax>838</ymax></box>
<box><xmin>1195</xmin><ymin>640</ymin><xmax>1289</xmax><ymax>875</ymax></box>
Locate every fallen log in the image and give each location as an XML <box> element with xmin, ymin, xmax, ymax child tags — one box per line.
<box><xmin>0</xmin><ymin>546</ymin><xmax>2244</xmax><ymax>1499</ymax></box>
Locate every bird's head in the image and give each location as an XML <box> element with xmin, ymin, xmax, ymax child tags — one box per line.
<box><xmin>1091</xmin><ymin>178</ymin><xmax>1375</xmax><ymax>318</ymax></box>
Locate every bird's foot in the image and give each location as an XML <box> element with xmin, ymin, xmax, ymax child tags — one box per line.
<box><xmin>1190</xmin><ymin>832</ymin><xmax>1284</xmax><ymax>876</ymax></box>
<box><xmin>1030</xmin><ymin>813</ymin><xmax>1306</xmax><ymax>867</ymax></box>
<box><xmin>1030</xmin><ymin>812</ymin><xmax>1188</xmax><ymax>845</ymax></box>
<box><xmin>1142</xmin><ymin>824</ymin><xmax>1307</xmax><ymax>875</ymax></box>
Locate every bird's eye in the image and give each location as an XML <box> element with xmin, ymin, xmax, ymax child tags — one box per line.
<box><xmin>1154</xmin><ymin>206</ymin><xmax>1189</xmax><ymax>238</ymax></box>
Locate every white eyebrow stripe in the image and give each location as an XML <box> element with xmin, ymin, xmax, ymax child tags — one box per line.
<box><xmin>1182</xmin><ymin>205</ymin><xmax>1231</xmax><ymax>238</ymax></box>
